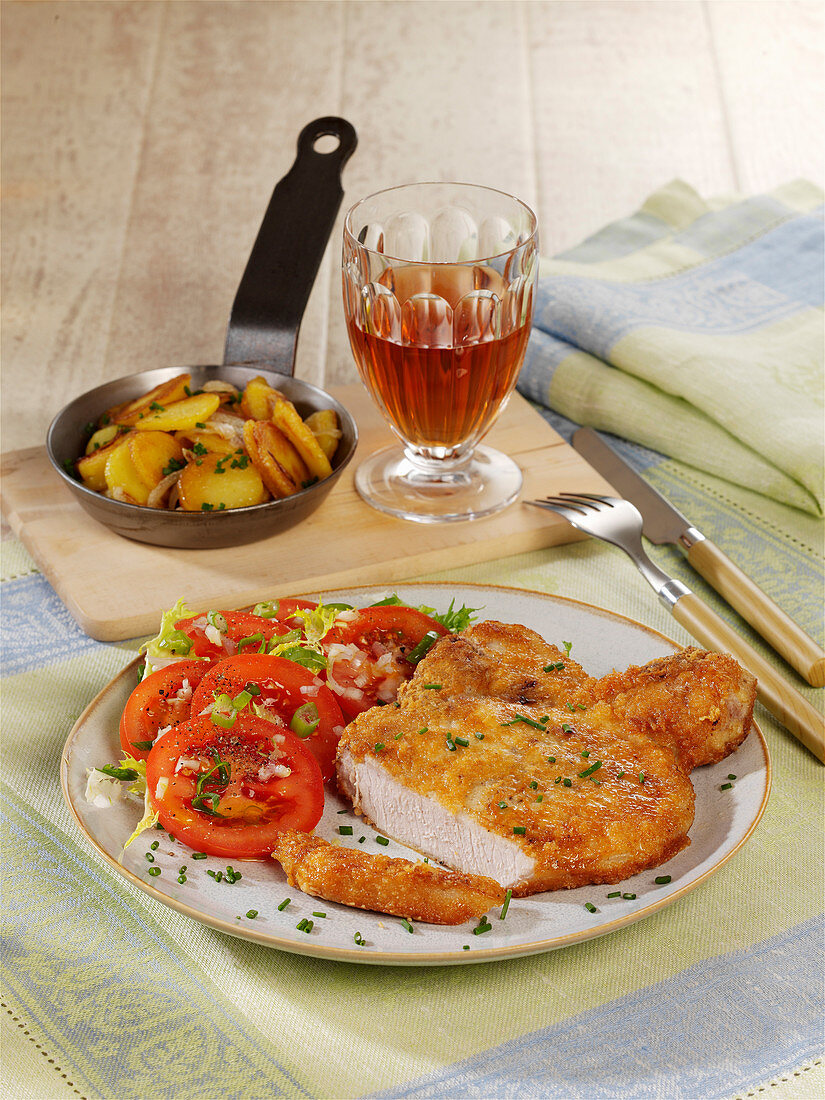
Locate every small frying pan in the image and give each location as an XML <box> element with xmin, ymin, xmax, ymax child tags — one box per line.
<box><xmin>47</xmin><ymin>117</ymin><xmax>359</xmax><ymax>549</ymax></box>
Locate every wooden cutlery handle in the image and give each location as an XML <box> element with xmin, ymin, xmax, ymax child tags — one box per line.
<box><xmin>687</xmin><ymin>538</ymin><xmax>825</xmax><ymax>688</ymax></box>
<box><xmin>672</xmin><ymin>591</ymin><xmax>825</xmax><ymax>762</ymax></box>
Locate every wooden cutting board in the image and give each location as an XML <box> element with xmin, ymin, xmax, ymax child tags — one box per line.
<box><xmin>0</xmin><ymin>386</ymin><xmax>612</xmax><ymax>641</ymax></box>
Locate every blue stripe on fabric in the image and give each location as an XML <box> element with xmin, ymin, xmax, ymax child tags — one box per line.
<box><xmin>373</xmin><ymin>916</ymin><xmax>824</xmax><ymax>1100</ymax></box>
<box><xmin>693</xmin><ymin>210</ymin><xmax>824</xmax><ymax>309</ymax></box>
<box><xmin>0</xmin><ymin>574</ymin><xmax>102</xmax><ymax>674</ymax></box>
<box><xmin>556</xmin><ymin>211</ymin><xmax>671</xmax><ymax>265</ymax></box>
<box><xmin>532</xmin><ymin>213</ymin><xmax>824</xmax><ymax>359</ymax></box>
<box><xmin>0</xmin><ymin>791</ymin><xmax>311</xmax><ymax>1099</ymax></box>
<box><xmin>672</xmin><ymin>195</ymin><xmax>791</xmax><ymax>258</ymax></box>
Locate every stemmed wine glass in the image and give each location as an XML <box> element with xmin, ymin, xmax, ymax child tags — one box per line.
<box><xmin>342</xmin><ymin>182</ymin><xmax>538</xmax><ymax>523</ymax></box>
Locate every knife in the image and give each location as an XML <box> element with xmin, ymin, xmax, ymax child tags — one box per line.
<box><xmin>572</xmin><ymin>427</ymin><xmax>825</xmax><ymax>688</ymax></box>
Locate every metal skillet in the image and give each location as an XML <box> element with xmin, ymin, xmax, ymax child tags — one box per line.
<box><xmin>46</xmin><ymin>117</ymin><xmax>358</xmax><ymax>550</ymax></box>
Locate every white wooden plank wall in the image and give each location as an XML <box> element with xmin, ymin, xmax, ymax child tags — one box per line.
<box><xmin>2</xmin><ymin>0</ymin><xmax>822</xmax><ymax>453</ymax></box>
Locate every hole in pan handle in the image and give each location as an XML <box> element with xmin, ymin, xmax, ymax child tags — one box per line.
<box><xmin>223</xmin><ymin>116</ymin><xmax>358</xmax><ymax>374</ymax></box>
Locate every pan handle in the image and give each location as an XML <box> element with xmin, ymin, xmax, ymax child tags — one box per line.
<box><xmin>224</xmin><ymin>117</ymin><xmax>358</xmax><ymax>374</ymax></box>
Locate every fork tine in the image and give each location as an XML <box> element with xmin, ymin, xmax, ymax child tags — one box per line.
<box><xmin>558</xmin><ymin>491</ymin><xmax>615</xmax><ymax>504</ymax></box>
<box><xmin>529</xmin><ymin>497</ymin><xmax>589</xmax><ymax>516</ymax></box>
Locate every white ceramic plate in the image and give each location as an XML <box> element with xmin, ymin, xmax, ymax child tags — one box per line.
<box><xmin>61</xmin><ymin>583</ymin><xmax>770</xmax><ymax>966</ymax></box>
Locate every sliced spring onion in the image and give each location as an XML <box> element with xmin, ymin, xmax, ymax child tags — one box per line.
<box><xmin>206</xmin><ymin>610</ymin><xmax>228</xmax><ymax>633</ymax></box>
<box><xmin>407</xmin><ymin>630</ymin><xmax>441</xmax><ymax>664</ymax></box>
<box><xmin>290</xmin><ymin>702</ymin><xmax>320</xmax><ymax>739</ymax></box>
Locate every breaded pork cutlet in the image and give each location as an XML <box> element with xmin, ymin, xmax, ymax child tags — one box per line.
<box><xmin>336</xmin><ymin>621</ymin><xmax>756</xmax><ymax>896</ymax></box>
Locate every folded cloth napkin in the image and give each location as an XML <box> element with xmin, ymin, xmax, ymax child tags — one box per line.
<box><xmin>517</xmin><ymin>179</ymin><xmax>824</xmax><ymax>516</ymax></box>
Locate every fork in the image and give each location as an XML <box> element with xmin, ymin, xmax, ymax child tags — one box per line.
<box><xmin>529</xmin><ymin>493</ymin><xmax>824</xmax><ymax>761</ymax></box>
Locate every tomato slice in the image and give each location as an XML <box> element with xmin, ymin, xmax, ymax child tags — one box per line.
<box><xmin>321</xmin><ymin>605</ymin><xmax>449</xmax><ymax>718</ymax></box>
<box><xmin>119</xmin><ymin>660</ymin><xmax>215</xmax><ymax>760</ymax></box>
<box><xmin>189</xmin><ymin>653</ymin><xmax>344</xmax><ymax>782</ymax></box>
<box><xmin>174</xmin><ymin>604</ymin><xmax>316</xmax><ymax>660</ymax></box>
<box><xmin>146</xmin><ymin>715</ymin><xmax>323</xmax><ymax>858</ymax></box>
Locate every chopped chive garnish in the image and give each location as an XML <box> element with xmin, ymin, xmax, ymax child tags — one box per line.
<box><xmin>312</xmin><ymin>912</ymin><xmax>327</xmax><ymax>918</ymax></box>
<box><xmin>473</xmin><ymin>920</ymin><xmax>492</xmax><ymax>935</ymax></box>
<box><xmin>616</xmin><ymin>771</ymin><xmax>625</xmax><ymax>780</ymax></box>
<box><xmin>501</xmin><ymin>713</ymin><xmax>547</xmax><ymax>731</ymax></box>
<box><xmin>498</xmin><ymin>801</ymin><xmax>508</xmax><ymax>809</ymax></box>
<box><xmin>721</xmin><ymin>782</ymin><xmax>733</xmax><ymax>790</ymax></box>
<box><xmin>418</xmin><ymin>726</ymin><xmax>428</xmax><ymax>735</ymax></box>
<box><xmin>303</xmin><ymin>920</ymin><xmax>314</xmax><ymax>933</ymax></box>
<box><xmin>578</xmin><ymin>760</ymin><xmax>603</xmax><ymax>778</ymax></box>
<box><xmin>728</xmin><ymin>774</ymin><xmax>737</xmax><ymax>780</ymax></box>
<box><xmin>463</xmin><ymin>945</ymin><xmax>470</xmax><ymax>950</ymax></box>
<box><xmin>454</xmin><ymin>736</ymin><xmax>470</xmax><ymax>747</ymax></box>
<box><xmin>422</xmin><ymin>683</ymin><xmax>442</xmax><ymax>690</ymax></box>
<box><xmin>529</xmin><ymin>780</ymin><xmax>538</xmax><ymax>789</ymax></box>
<box><xmin>474</xmin><ymin>732</ymin><xmax>484</xmax><ymax>740</ymax></box>
<box><xmin>622</xmin><ymin>892</ymin><xmax>636</xmax><ymax>900</ymax></box>
<box><xmin>376</xmin><ymin>836</ymin><xmax>389</xmax><ymax>846</ymax></box>
<box><xmin>150</xmin><ymin>841</ymin><xmax>159</xmax><ymax>850</ymax></box>
<box><xmin>338</xmin><ymin>825</ymin><xmax>353</xmax><ymax>835</ymax></box>
<box><xmin>535</xmin><ymin>794</ymin><xmax>544</xmax><ymax>802</ymax></box>
<box><xmin>296</xmin><ymin>918</ymin><xmax>308</xmax><ymax>931</ymax></box>
<box><xmin>655</xmin><ymin>875</ymin><xmax>672</xmax><ymax>885</ymax></box>
<box><xmin>561</xmin><ymin>723</ymin><xmax>574</xmax><ymax>734</ymax></box>
<box><xmin>373</xmin><ymin>743</ymin><xmax>385</xmax><ymax>753</ymax></box>
<box><xmin>607</xmin><ymin>891</ymin><xmax>621</xmax><ymax>898</ymax></box>
<box><xmin>246</xmin><ymin>910</ymin><xmax>258</xmax><ymax>919</ymax></box>
<box><xmin>337</xmin><ymin>809</ymin><xmax>348</xmax><ymax>814</ymax></box>
<box><xmin>278</xmin><ymin>898</ymin><xmax>291</xmax><ymax>911</ymax></box>
<box><xmin>499</xmin><ymin>889</ymin><xmax>513</xmax><ymax>920</ymax></box>
<box><xmin>178</xmin><ymin>875</ymin><xmax>186</xmax><ymax>884</ymax></box>
<box><xmin>547</xmin><ymin>756</ymin><xmax>556</xmax><ymax>764</ymax></box>
<box><xmin>145</xmin><ymin>852</ymin><xmax>155</xmax><ymax>863</ymax></box>
<box><xmin>445</xmin><ymin>739</ymin><xmax>456</xmax><ymax>751</ymax></box>
<box><xmin>192</xmin><ymin>852</ymin><xmax>208</xmax><ymax>860</ymax></box>
<box><xmin>394</xmin><ymin>732</ymin><xmax>404</xmax><ymax>740</ymax></box>
<box><xmin>148</xmin><ymin>867</ymin><xmax>160</xmax><ymax>877</ymax></box>
<box><xmin>581</xmin><ymin>751</ymin><xmax>590</xmax><ymax>758</ymax></box>
<box><xmin>354</xmin><ymin>932</ymin><xmax>365</xmax><ymax>945</ymax></box>
<box><xmin>584</xmin><ymin>901</ymin><xmax>598</xmax><ymax>913</ymax></box>
<box><xmin>639</xmin><ymin>773</ymin><xmax>645</xmax><ymax>784</ymax></box>
<box><xmin>401</xmin><ymin>918</ymin><xmax>414</xmax><ymax>934</ymax></box>
<box><xmin>513</xmin><ymin>825</ymin><xmax>526</xmax><ymax>835</ymax></box>
<box><xmin>562</xmin><ymin>778</ymin><xmax>572</xmax><ymax>787</ymax></box>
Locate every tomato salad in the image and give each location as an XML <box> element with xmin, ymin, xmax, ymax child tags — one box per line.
<box><xmin>95</xmin><ymin>594</ymin><xmax>477</xmax><ymax>860</ymax></box>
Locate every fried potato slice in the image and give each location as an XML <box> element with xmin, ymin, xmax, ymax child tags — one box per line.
<box><xmin>102</xmin><ymin>373</ymin><xmax>191</xmax><ymax>427</ymax></box>
<box><xmin>118</xmin><ymin>392</ymin><xmax>221</xmax><ymax>432</ymax></box>
<box><xmin>177</xmin><ymin>452</ymin><xmax>269</xmax><ymax>512</ymax></box>
<box><xmin>271</xmin><ymin>398</ymin><xmax>333</xmax><ymax>480</ymax></box>
<box><xmin>240</xmin><ymin>375</ymin><xmax>285</xmax><ymax>421</ymax></box>
<box><xmin>104</xmin><ymin>439</ymin><xmax>153</xmax><ymax>504</ymax></box>
<box><xmin>84</xmin><ymin>423</ymin><xmax>122</xmax><ymax>455</ymax></box>
<box><xmin>128</xmin><ymin>431</ymin><xmax>185</xmax><ymax>489</ymax></box>
<box><xmin>304</xmin><ymin>409</ymin><xmax>342</xmax><ymax>461</ymax></box>
<box><xmin>242</xmin><ymin>419</ymin><xmax>304</xmax><ymax>498</ymax></box>
<box><xmin>76</xmin><ymin>433</ymin><xmax>130</xmax><ymax>492</ymax></box>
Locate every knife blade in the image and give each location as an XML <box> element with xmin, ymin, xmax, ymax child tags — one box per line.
<box><xmin>572</xmin><ymin>427</ymin><xmax>825</xmax><ymax>688</ymax></box>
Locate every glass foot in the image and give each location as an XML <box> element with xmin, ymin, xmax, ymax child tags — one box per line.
<box><xmin>354</xmin><ymin>444</ymin><xmax>523</xmax><ymax>524</ymax></box>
